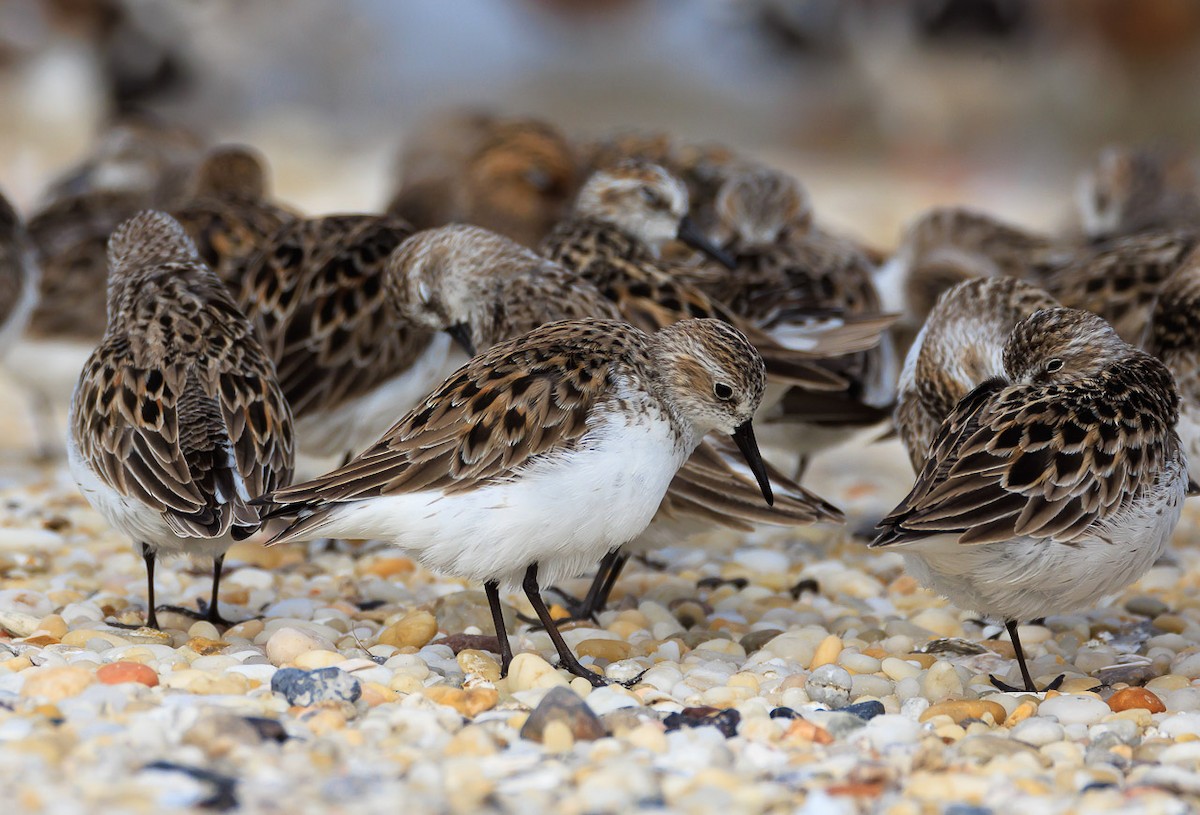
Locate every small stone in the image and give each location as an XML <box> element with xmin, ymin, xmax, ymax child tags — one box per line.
<box><xmin>520</xmin><ymin>686</ymin><xmax>606</xmax><ymax>742</ymax></box>
<box><xmin>456</xmin><ymin>649</ymin><xmax>501</xmax><ymax>682</ymax></box>
<box><xmin>770</xmin><ymin>707</ymin><xmax>799</xmax><ymax>720</ymax></box>
<box><xmin>1108</xmin><ymin>686</ymin><xmax>1166</xmax><ymax>714</ymax></box>
<box><xmin>1126</xmin><ymin>596</ymin><xmax>1169</xmax><ymax>617</ymax></box>
<box><xmin>881</xmin><ymin>657</ymin><xmax>921</xmax><ymax>681</ymax></box>
<box><xmin>187</xmin><ymin>620</ymin><xmax>222</xmax><ymax>641</ymax></box>
<box><xmin>185</xmin><ymin>637</ymin><xmax>227</xmax><ymax>657</ymax></box>
<box><xmin>1038</xmin><ymin>694</ymin><xmax>1110</xmax><ymax>726</ymax></box>
<box><xmin>270</xmin><ymin>667</ymin><xmax>361</xmax><ymax>707</ymax></box>
<box><xmin>22</xmin><ymin>666</ymin><xmax>95</xmax><ymax>701</ymax></box>
<box><xmin>378</xmin><ymin>610</ymin><xmax>438</xmax><ymax>649</ymax></box>
<box><xmin>1094</xmin><ymin>662</ymin><xmax>1159</xmax><ymax>687</ymax></box>
<box><xmin>435</xmin><ymin>591</ymin><xmax>513</xmax><ymax>635</ymax></box>
<box><xmin>810</xmin><ymin>635</ymin><xmax>842</xmax><ymax>669</ymax></box>
<box><xmin>541</xmin><ymin>720</ymin><xmax>575</xmax><ymax>753</ymax></box>
<box><xmin>663</xmin><ymin>706</ymin><xmax>740</xmax><ymax>738</ymax></box>
<box><xmin>423</xmin><ymin>686</ymin><xmax>499</xmax><ymax>717</ymax></box>
<box><xmin>842</xmin><ymin>701</ymin><xmax>886</xmax><ymax>721</ymax></box>
<box><xmin>293</xmin><ymin>650</ymin><xmax>344</xmax><ymax>670</ymax></box>
<box><xmin>740</xmin><ymin>629</ymin><xmax>783</xmax><ymax>654</ymax></box>
<box><xmin>576</xmin><ymin>639</ymin><xmax>632</xmax><ymax>662</ymax></box>
<box><xmin>814</xmin><ymin>711</ymin><xmax>869</xmax><ymax>738</ymax></box>
<box><xmin>1010</xmin><ymin>717</ymin><xmax>1065</xmax><ymax>747</ymax></box>
<box><xmin>806</xmin><ymin>664</ymin><xmax>853</xmax><ymax>709</ymax></box>
<box><xmin>920</xmin><ymin>700</ymin><xmax>1007</xmax><ymax>726</ymax></box>
<box><xmin>265</xmin><ymin>627</ymin><xmax>329</xmax><ymax>666</ymax></box>
<box><xmin>783</xmin><ymin>718</ymin><xmax>834</xmax><ymax>745</ymax></box>
<box><xmin>922</xmin><ymin>660</ymin><xmax>964</xmax><ymax>700</ymax></box>
<box><xmin>507</xmin><ymin>653</ymin><xmax>570</xmax><ymax>691</ymax></box>
<box><xmin>96</xmin><ymin>661</ymin><xmax>158</xmax><ymax>687</ymax></box>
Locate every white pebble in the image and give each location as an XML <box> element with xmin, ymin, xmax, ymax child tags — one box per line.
<box><xmin>1038</xmin><ymin>694</ymin><xmax>1110</xmax><ymax>726</ymax></box>
<box><xmin>1011</xmin><ymin>717</ymin><xmax>1066</xmax><ymax>746</ymax></box>
<box><xmin>806</xmin><ymin>664</ymin><xmax>852</xmax><ymax>709</ymax></box>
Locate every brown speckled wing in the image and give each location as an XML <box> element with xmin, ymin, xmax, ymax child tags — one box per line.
<box><xmin>1040</xmin><ymin>231</ymin><xmax>1196</xmax><ymax>344</ymax></box>
<box><xmin>172</xmin><ymin>196</ymin><xmax>298</xmax><ymax>288</ymax></box>
<box><xmin>73</xmin><ymin>271</ymin><xmax>294</xmax><ymax>537</ymax></box>
<box><xmin>874</xmin><ymin>355</ymin><xmax>1178</xmax><ymax>548</ymax></box>
<box><xmin>259</xmin><ymin>320</ymin><xmax>646</xmax><ymax>535</ymax></box>
<box><xmin>665</xmin><ymin>437</ymin><xmax>843</xmax><ymax>528</ymax></box>
<box><xmin>543</xmin><ymin>219</ymin><xmax>879</xmax><ymax>390</ymax></box>
<box><xmin>237</xmin><ymin>215</ymin><xmax>429</xmax><ymax>418</ymax></box>
<box><xmin>26</xmin><ymin>190</ymin><xmax>151</xmax><ymax>340</ymax></box>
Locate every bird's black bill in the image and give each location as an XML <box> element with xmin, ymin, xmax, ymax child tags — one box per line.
<box><xmin>677</xmin><ymin>216</ymin><xmax>737</xmax><ymax>270</ymax></box>
<box><xmin>731</xmin><ymin>420</ymin><xmax>774</xmax><ymax>506</ymax></box>
<box><xmin>447</xmin><ymin>323</ymin><xmax>476</xmax><ymax>356</ymax></box>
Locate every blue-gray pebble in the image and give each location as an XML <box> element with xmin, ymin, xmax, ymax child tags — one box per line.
<box><xmin>271</xmin><ymin>667</ymin><xmax>362</xmax><ymax>707</ymax></box>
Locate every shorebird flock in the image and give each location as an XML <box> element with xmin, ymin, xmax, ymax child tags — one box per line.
<box><xmin>0</xmin><ymin>115</ymin><xmax>1195</xmax><ymax>695</ymax></box>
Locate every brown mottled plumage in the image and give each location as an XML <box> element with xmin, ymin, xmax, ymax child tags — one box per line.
<box><xmin>234</xmin><ymin>214</ymin><xmax>444</xmax><ymax>459</ymax></box>
<box><xmin>171</xmin><ymin>145</ymin><xmax>299</xmax><ymax>287</ymax></box>
<box><xmin>895</xmin><ymin>277</ymin><xmax>1060</xmax><ymax>471</ymax></box>
<box><xmin>543</xmin><ymin>162</ymin><xmax>893</xmax><ymax>394</ymax></box>
<box><xmin>257</xmin><ymin>318</ymin><xmax>775</xmax><ymax>686</ymax></box>
<box><xmin>68</xmin><ymin>211</ymin><xmax>294</xmax><ymax>628</ymax></box>
<box><xmin>387</xmin><ymin>113</ymin><xmax>577</xmax><ymax>247</ymax></box>
<box><xmin>875</xmin><ymin>308</ymin><xmax>1186</xmax><ymax>692</ymax></box>
<box><xmin>1075</xmin><ymin>145</ymin><xmax>1200</xmax><ymax>241</ymax></box>
<box><xmin>880</xmin><ymin>206</ymin><xmax>1196</xmax><ymax>347</ymax></box>
<box><xmin>1144</xmin><ymin>255</ymin><xmax>1200</xmax><ymax>487</ymax></box>
<box><xmin>694</xmin><ymin>166</ymin><xmax>897</xmax><ymax>473</ymax></box>
<box><xmin>392</xmin><ymin>224</ymin><xmax>842</xmax><ymax>615</ymax></box>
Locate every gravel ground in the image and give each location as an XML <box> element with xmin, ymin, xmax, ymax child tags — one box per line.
<box><xmin>0</xmin><ymin>420</ymin><xmax>1197</xmax><ymax>814</ymax></box>
<box><xmin>1</xmin><ymin>47</ymin><xmax>1195</xmax><ymax>811</ymax></box>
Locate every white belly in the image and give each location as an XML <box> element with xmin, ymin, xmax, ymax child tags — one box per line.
<box><xmin>306</xmin><ymin>413</ymin><xmax>690</xmax><ymax>589</ymax></box>
<box><xmin>295</xmin><ymin>333</ymin><xmax>463</xmax><ymax>458</ymax></box>
<box><xmin>66</xmin><ymin>420</ymin><xmax>233</xmax><ymax>561</ymax></box>
<box><xmin>900</xmin><ymin>457</ymin><xmax>1187</xmax><ymax>621</ymax></box>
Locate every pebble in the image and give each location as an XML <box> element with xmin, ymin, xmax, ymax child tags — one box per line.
<box><xmin>270</xmin><ymin>668</ymin><xmax>362</xmax><ymax>707</ymax></box>
<box><xmin>1011</xmin><ymin>718</ymin><xmax>1066</xmax><ymax>747</ymax></box>
<box><xmin>663</xmin><ymin>706</ymin><xmax>740</xmax><ymax>738</ymax></box>
<box><xmin>507</xmin><ymin>654</ymin><xmax>570</xmax><ymax>691</ymax></box>
<box><xmin>922</xmin><ymin>661</ymin><xmax>965</xmax><ymax>700</ymax></box>
<box><xmin>96</xmin><ymin>662</ymin><xmax>158</xmax><ymax>687</ymax></box>
<box><xmin>265</xmin><ymin>627</ymin><xmax>331</xmax><ymax>666</ymax></box>
<box><xmin>1107</xmin><ymin>687</ymin><xmax>1166</xmax><ymax>714</ymax></box>
<box><xmin>21</xmin><ymin>666</ymin><xmax>95</xmax><ymax>701</ymax></box>
<box><xmin>422</xmin><ymin>686</ymin><xmax>499</xmax><ymax>717</ymax></box>
<box><xmin>520</xmin><ymin>687</ymin><xmax>606</xmax><ymax>742</ymax></box>
<box><xmin>378</xmin><ymin>610</ymin><xmax>439</xmax><ymax>649</ymax></box>
<box><xmin>920</xmin><ymin>700</ymin><xmax>1007</xmax><ymax>726</ymax></box>
<box><xmin>805</xmin><ymin>664</ymin><xmax>852</xmax><ymax>709</ymax></box>
<box><xmin>1038</xmin><ymin>695</ymin><xmax>1111</xmax><ymax>726</ymax></box>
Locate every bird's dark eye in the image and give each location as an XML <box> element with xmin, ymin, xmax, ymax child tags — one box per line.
<box><xmin>639</xmin><ymin>186</ymin><xmax>663</xmax><ymax>208</ymax></box>
<box><xmin>1046</xmin><ymin>358</ymin><xmax>1064</xmax><ymax>373</ymax></box>
<box><xmin>714</xmin><ymin>382</ymin><xmax>734</xmax><ymax>400</ymax></box>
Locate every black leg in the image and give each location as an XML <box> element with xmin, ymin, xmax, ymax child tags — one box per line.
<box><xmin>989</xmin><ymin>620</ymin><xmax>1065</xmax><ymax>693</ymax></box>
<box><xmin>522</xmin><ymin>564</ymin><xmax>608</xmax><ymax>687</ymax></box>
<box><xmin>484</xmin><ymin>580</ymin><xmax>513</xmax><ymax>676</ymax></box>
<box><xmin>141</xmin><ymin>543</ymin><xmax>159</xmax><ymax>630</ymax></box>
<box><xmin>579</xmin><ymin>550</ymin><xmax>629</xmax><ymax>619</ymax></box>
<box><xmin>793</xmin><ymin>454</ymin><xmax>810</xmax><ymax>482</ymax></box>
<box><xmin>204</xmin><ymin>553</ymin><xmax>232</xmax><ymax>627</ymax></box>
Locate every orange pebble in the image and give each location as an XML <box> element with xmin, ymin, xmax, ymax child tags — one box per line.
<box><xmin>785</xmin><ymin>718</ymin><xmax>834</xmax><ymax>745</ymax></box>
<box><xmin>1107</xmin><ymin>687</ymin><xmax>1165</xmax><ymax>713</ymax></box>
<box><xmin>96</xmin><ymin>661</ymin><xmax>158</xmax><ymax>687</ymax></box>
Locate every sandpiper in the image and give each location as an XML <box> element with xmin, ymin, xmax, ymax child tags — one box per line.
<box><xmin>258</xmin><ymin>318</ymin><xmax>775</xmax><ymax>686</ymax></box>
<box><xmin>875</xmin><ymin>308</ymin><xmax>1187</xmax><ymax>693</ymax></box>
<box><xmin>68</xmin><ymin>211</ymin><xmax>295</xmax><ymax>628</ymax></box>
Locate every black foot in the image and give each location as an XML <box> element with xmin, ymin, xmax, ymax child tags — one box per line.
<box><xmin>155</xmin><ymin>602</ymin><xmax>247</xmax><ymax>628</ymax></box>
<box><xmin>989</xmin><ymin>673</ymin><xmax>1066</xmax><ymax>694</ymax></box>
<box><xmin>517</xmin><ymin>586</ymin><xmax>599</xmax><ymax>627</ymax></box>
